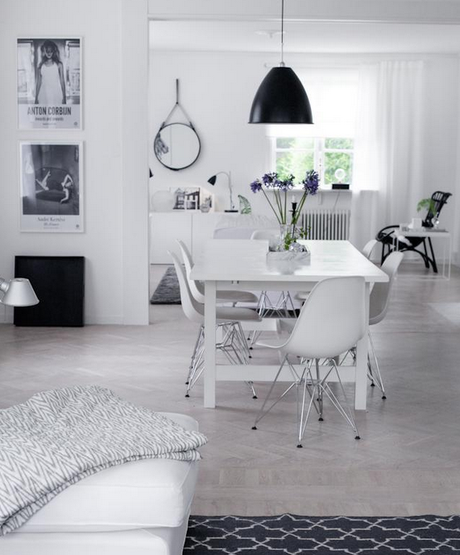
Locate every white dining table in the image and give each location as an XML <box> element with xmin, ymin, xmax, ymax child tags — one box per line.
<box><xmin>190</xmin><ymin>239</ymin><xmax>389</xmax><ymax>410</ymax></box>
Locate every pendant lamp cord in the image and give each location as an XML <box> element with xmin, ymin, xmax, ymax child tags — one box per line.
<box><xmin>280</xmin><ymin>0</ymin><xmax>285</xmax><ymax>67</ymax></box>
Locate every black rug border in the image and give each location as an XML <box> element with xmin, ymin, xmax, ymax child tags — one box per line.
<box><xmin>188</xmin><ymin>513</ymin><xmax>460</xmax><ymax>522</ymax></box>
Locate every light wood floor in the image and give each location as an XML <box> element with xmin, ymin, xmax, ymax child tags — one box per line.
<box><xmin>1</xmin><ymin>261</ymin><xmax>460</xmax><ymax>516</ymax></box>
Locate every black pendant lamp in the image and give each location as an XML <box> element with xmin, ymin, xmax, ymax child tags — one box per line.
<box><xmin>249</xmin><ymin>0</ymin><xmax>313</xmax><ymax>124</ymax></box>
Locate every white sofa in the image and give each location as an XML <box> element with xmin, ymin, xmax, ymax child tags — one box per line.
<box><xmin>1</xmin><ymin>413</ymin><xmax>199</xmax><ymax>555</ymax></box>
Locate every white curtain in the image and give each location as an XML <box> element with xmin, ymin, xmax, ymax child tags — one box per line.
<box><xmin>350</xmin><ymin>61</ymin><xmax>426</xmax><ymax>249</ymax></box>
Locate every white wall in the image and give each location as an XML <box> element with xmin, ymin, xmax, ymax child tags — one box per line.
<box><xmin>1</xmin><ymin>0</ymin><xmax>149</xmax><ymax>325</ymax></box>
<box><xmin>149</xmin><ymin>48</ymin><xmax>459</xmax><ymax>258</ymax></box>
<box><xmin>149</xmin><ymin>50</ymin><xmax>355</xmax><ymax>219</ymax></box>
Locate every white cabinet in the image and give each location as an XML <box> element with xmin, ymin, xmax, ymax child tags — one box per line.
<box><xmin>149</xmin><ymin>212</ymin><xmax>240</xmax><ymax>264</ymax></box>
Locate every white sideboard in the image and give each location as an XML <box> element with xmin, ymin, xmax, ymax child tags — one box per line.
<box><xmin>150</xmin><ymin>212</ymin><xmax>242</xmax><ymax>264</ymax></box>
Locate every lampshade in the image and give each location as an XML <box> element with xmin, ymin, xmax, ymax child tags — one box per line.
<box><xmin>207</xmin><ymin>175</ymin><xmax>217</xmax><ymax>186</ymax></box>
<box><xmin>1</xmin><ymin>279</ymin><xmax>39</xmax><ymax>307</ymax></box>
<box><xmin>249</xmin><ymin>67</ymin><xmax>313</xmax><ymax>124</ymax></box>
<box><xmin>249</xmin><ymin>0</ymin><xmax>313</xmax><ymax>125</ymax></box>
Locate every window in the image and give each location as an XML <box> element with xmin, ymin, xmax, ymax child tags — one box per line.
<box><xmin>267</xmin><ymin>67</ymin><xmax>358</xmax><ymax>188</ymax></box>
<box><xmin>274</xmin><ymin>137</ymin><xmax>354</xmax><ymax>187</ymax></box>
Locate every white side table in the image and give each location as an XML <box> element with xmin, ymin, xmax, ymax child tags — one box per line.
<box><xmin>394</xmin><ymin>228</ymin><xmax>451</xmax><ymax>279</ymax></box>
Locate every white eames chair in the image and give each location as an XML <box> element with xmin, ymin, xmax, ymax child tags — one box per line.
<box><xmin>252</xmin><ymin>276</ymin><xmax>366</xmax><ymax>448</ymax></box>
<box><xmin>362</xmin><ymin>239</ymin><xmax>378</xmax><ymax>260</ymax></box>
<box><xmin>249</xmin><ymin>228</ymin><xmax>280</xmax><ymax>249</ymax></box>
<box><xmin>176</xmin><ymin>240</ymin><xmax>258</xmax><ymax>305</ymax></box>
<box><xmin>169</xmin><ymin>251</ymin><xmax>261</xmax><ymax>398</ymax></box>
<box><xmin>295</xmin><ymin>239</ymin><xmax>379</xmax><ymax>304</ymax></box>
<box><xmin>366</xmin><ymin>251</ymin><xmax>404</xmax><ymax>399</ymax></box>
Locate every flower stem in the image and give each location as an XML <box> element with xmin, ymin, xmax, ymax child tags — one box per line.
<box><xmin>274</xmin><ymin>190</ymin><xmax>284</xmax><ymax>224</ymax></box>
<box><xmin>262</xmin><ymin>188</ymin><xmax>281</xmax><ymax>224</ymax></box>
<box><xmin>284</xmin><ymin>191</ymin><xmax>287</xmax><ymax>225</ymax></box>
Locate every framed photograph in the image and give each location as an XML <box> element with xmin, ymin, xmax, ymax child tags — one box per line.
<box><xmin>17</xmin><ymin>37</ymin><xmax>82</xmax><ymax>130</ymax></box>
<box><xmin>19</xmin><ymin>141</ymin><xmax>84</xmax><ymax>232</ymax></box>
<box><xmin>171</xmin><ymin>187</ymin><xmax>201</xmax><ymax>210</ymax></box>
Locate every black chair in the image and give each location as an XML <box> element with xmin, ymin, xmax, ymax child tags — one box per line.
<box><xmin>376</xmin><ymin>191</ymin><xmax>452</xmax><ymax>273</ymax></box>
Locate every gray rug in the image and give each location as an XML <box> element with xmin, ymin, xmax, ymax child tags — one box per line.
<box><xmin>150</xmin><ymin>267</ymin><xmax>181</xmax><ymax>305</ymax></box>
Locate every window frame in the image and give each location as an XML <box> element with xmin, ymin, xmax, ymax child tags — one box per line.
<box><xmin>271</xmin><ymin>136</ymin><xmax>355</xmax><ymax>190</ymax></box>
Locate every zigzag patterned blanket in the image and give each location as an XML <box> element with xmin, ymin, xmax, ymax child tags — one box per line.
<box><xmin>0</xmin><ymin>385</ymin><xmax>207</xmax><ymax>536</ymax></box>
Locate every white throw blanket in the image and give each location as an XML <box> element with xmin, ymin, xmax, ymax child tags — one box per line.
<box><xmin>0</xmin><ymin>385</ymin><xmax>207</xmax><ymax>535</ymax></box>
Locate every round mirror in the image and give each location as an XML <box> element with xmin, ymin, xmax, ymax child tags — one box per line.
<box><xmin>154</xmin><ymin>123</ymin><xmax>201</xmax><ymax>171</ymax></box>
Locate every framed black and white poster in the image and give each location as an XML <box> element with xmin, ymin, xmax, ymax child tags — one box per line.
<box><xmin>19</xmin><ymin>142</ymin><xmax>84</xmax><ymax>232</ymax></box>
<box><xmin>17</xmin><ymin>38</ymin><xmax>82</xmax><ymax>130</ymax></box>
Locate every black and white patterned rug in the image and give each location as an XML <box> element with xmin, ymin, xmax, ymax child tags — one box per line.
<box><xmin>184</xmin><ymin>514</ymin><xmax>460</xmax><ymax>554</ymax></box>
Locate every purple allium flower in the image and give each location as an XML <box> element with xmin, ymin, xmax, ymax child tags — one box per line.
<box><xmin>302</xmin><ymin>169</ymin><xmax>320</xmax><ymax>195</ymax></box>
<box><xmin>261</xmin><ymin>172</ymin><xmax>278</xmax><ymax>187</ymax></box>
<box><xmin>250</xmin><ymin>179</ymin><xmax>262</xmax><ymax>193</ymax></box>
<box><xmin>277</xmin><ymin>174</ymin><xmax>295</xmax><ymax>191</ymax></box>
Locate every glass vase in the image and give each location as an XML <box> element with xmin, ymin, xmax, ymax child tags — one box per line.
<box><xmin>276</xmin><ymin>224</ymin><xmax>291</xmax><ymax>251</ymax></box>
<box><xmin>276</xmin><ymin>224</ymin><xmax>309</xmax><ymax>253</ymax></box>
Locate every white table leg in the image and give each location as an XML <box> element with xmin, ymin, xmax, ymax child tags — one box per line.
<box><xmin>204</xmin><ymin>280</ymin><xmax>217</xmax><ymax>408</ymax></box>
<box><xmin>355</xmin><ymin>282</ymin><xmax>370</xmax><ymax>411</ymax></box>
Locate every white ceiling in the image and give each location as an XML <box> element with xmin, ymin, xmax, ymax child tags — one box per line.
<box><xmin>150</xmin><ymin>20</ymin><xmax>460</xmax><ymax>54</ymax></box>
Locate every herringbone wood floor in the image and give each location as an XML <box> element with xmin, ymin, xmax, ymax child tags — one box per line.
<box><xmin>1</xmin><ymin>262</ymin><xmax>460</xmax><ymax>516</ymax></box>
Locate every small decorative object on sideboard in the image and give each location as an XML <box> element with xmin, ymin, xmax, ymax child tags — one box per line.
<box><xmin>172</xmin><ymin>187</ymin><xmax>200</xmax><ymax>210</ymax></box>
<box><xmin>200</xmin><ymin>196</ymin><xmax>212</xmax><ymax>213</ymax></box>
<box><xmin>238</xmin><ymin>195</ymin><xmax>252</xmax><ymax>214</ymax></box>
<box><xmin>250</xmin><ymin>169</ymin><xmax>319</xmax><ymax>251</ymax></box>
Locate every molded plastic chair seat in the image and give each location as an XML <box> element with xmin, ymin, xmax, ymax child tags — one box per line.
<box><xmin>276</xmin><ymin>317</ymin><xmax>295</xmax><ymax>334</ymax></box>
<box><xmin>340</xmin><ymin>251</ymin><xmax>404</xmax><ymax>400</ymax></box>
<box><xmin>294</xmin><ymin>288</ymin><xmax>313</xmax><ymax>302</ymax></box>
<box><xmin>295</xmin><ymin>240</ymin><xmax>377</xmax><ymax>303</ymax></box>
<box><xmin>366</xmin><ymin>251</ymin><xmax>404</xmax><ymax>398</ymax></box>
<box><xmin>369</xmin><ymin>251</ymin><xmax>404</xmax><ymax>326</ymax></box>
<box><xmin>252</xmin><ymin>276</ymin><xmax>366</xmax><ymax>447</ymax></box>
<box><xmin>250</xmin><ymin>228</ymin><xmax>280</xmax><ymax>250</ymax></box>
<box><xmin>214</xmin><ymin>290</ymin><xmax>258</xmax><ymax>304</ymax></box>
<box><xmin>361</xmin><ymin>239</ymin><xmax>378</xmax><ymax>260</ymax></box>
<box><xmin>215</xmin><ymin>306</ymin><xmax>261</xmax><ymax>322</ymax></box>
<box><xmin>169</xmin><ymin>251</ymin><xmax>261</xmax><ymax>399</ymax></box>
<box><xmin>176</xmin><ymin>240</ymin><xmax>258</xmax><ymax>305</ymax></box>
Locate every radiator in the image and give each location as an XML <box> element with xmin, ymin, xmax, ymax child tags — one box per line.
<box><xmin>301</xmin><ymin>209</ymin><xmax>351</xmax><ymax>240</ymax></box>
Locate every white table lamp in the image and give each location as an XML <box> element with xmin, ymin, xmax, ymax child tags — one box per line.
<box><xmin>0</xmin><ymin>278</ymin><xmax>39</xmax><ymax>307</ymax></box>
